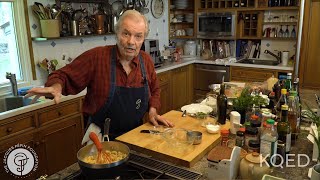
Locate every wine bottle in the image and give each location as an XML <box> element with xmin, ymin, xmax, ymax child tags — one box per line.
<box><xmin>217</xmin><ymin>84</ymin><xmax>227</xmax><ymax>125</ymax></box>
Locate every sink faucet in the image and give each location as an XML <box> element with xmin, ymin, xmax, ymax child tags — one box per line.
<box><xmin>264</xmin><ymin>50</ymin><xmax>281</xmax><ymax>64</ymax></box>
<box><xmin>6</xmin><ymin>72</ymin><xmax>18</xmax><ymax>96</ymax></box>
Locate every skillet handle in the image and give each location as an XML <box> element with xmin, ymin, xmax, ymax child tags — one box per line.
<box><xmin>89</xmin><ymin>132</ymin><xmax>103</xmax><ymax>151</ymax></box>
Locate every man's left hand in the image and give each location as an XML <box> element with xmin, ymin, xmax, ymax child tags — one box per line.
<box><xmin>148</xmin><ymin>107</ymin><xmax>174</xmax><ymax>127</ymax></box>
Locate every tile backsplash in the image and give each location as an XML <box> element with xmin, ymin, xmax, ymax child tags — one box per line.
<box><xmin>28</xmin><ymin>0</ymin><xmax>169</xmax><ymax>85</ymax></box>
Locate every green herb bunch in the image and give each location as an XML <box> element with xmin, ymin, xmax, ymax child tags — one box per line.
<box><xmin>232</xmin><ymin>87</ymin><xmax>268</xmax><ymax>111</ymax></box>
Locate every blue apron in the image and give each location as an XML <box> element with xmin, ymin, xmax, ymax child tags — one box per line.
<box><xmin>89</xmin><ymin>47</ymin><xmax>149</xmax><ymax>140</ymax></box>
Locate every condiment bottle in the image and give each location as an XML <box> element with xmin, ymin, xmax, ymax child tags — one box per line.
<box><xmin>260</xmin><ymin>119</ymin><xmax>278</xmax><ymax>166</ymax></box>
<box><xmin>248</xmin><ymin>140</ymin><xmax>260</xmax><ymax>153</ymax></box>
<box><xmin>288</xmin><ymin>91</ymin><xmax>300</xmax><ymax>144</ymax></box>
<box><xmin>220</xmin><ymin>129</ymin><xmax>230</xmax><ymax>146</ymax></box>
<box><xmin>236</xmin><ymin>131</ymin><xmax>245</xmax><ymax>147</ymax></box>
<box><xmin>244</xmin><ymin>126</ymin><xmax>259</xmax><ymax>149</ymax></box>
<box><xmin>277</xmin><ymin>105</ymin><xmax>291</xmax><ymax>154</ymax></box>
<box><xmin>217</xmin><ymin>84</ymin><xmax>227</xmax><ymax>125</ymax></box>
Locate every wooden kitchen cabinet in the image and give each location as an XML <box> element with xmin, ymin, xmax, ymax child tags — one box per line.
<box><xmin>299</xmin><ymin>0</ymin><xmax>320</xmax><ymax>89</ymax></box>
<box><xmin>0</xmin><ymin>97</ymin><xmax>84</xmax><ymax>178</ymax></box>
<box><xmin>171</xmin><ymin>65</ymin><xmax>192</xmax><ymax>110</ymax></box>
<box><xmin>157</xmin><ymin>71</ymin><xmax>172</xmax><ymax>115</ymax></box>
<box><xmin>231</xmin><ymin>66</ymin><xmax>278</xmax><ymax>82</ymax></box>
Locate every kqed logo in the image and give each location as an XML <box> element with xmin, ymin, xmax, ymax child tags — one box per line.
<box><xmin>3</xmin><ymin>143</ymin><xmax>38</xmax><ymax>178</ymax></box>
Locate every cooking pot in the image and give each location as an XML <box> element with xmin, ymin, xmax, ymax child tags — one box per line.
<box><xmin>77</xmin><ymin>141</ymin><xmax>130</xmax><ymax>178</ymax></box>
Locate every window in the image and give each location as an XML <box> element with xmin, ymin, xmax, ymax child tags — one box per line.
<box><xmin>0</xmin><ymin>0</ymin><xmax>31</xmax><ymax>95</ymax></box>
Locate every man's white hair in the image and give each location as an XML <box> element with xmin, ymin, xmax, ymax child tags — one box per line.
<box><xmin>114</xmin><ymin>10</ymin><xmax>149</xmax><ymax>37</ymax></box>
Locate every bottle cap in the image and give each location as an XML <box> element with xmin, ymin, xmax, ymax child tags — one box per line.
<box><xmin>239</xmin><ymin>127</ymin><xmax>246</xmax><ymax>132</ymax></box>
<box><xmin>281</xmin><ymin>104</ymin><xmax>288</xmax><ymax>110</ymax></box>
<box><xmin>236</xmin><ymin>131</ymin><xmax>245</xmax><ymax>136</ymax></box>
<box><xmin>220</xmin><ymin>129</ymin><xmax>229</xmax><ymax>136</ymax></box>
<box><xmin>248</xmin><ymin>140</ymin><xmax>260</xmax><ymax>148</ymax></box>
<box><xmin>250</xmin><ymin>114</ymin><xmax>259</xmax><ymax>120</ymax></box>
<box><xmin>266</xmin><ymin>119</ymin><xmax>275</xmax><ymax>124</ymax></box>
<box><xmin>281</xmin><ymin>89</ymin><xmax>287</xmax><ymax>94</ymax></box>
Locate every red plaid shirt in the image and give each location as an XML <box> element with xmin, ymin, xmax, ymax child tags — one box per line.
<box><xmin>45</xmin><ymin>45</ymin><xmax>160</xmax><ymax>115</ymax></box>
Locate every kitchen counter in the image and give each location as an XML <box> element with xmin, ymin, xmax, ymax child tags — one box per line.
<box><xmin>1</xmin><ymin>57</ymin><xmax>293</xmax><ymax>120</ymax></box>
<box><xmin>45</xmin><ymin>126</ymin><xmax>316</xmax><ymax>180</ymax></box>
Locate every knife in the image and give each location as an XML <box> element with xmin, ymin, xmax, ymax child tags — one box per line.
<box><xmin>182</xmin><ymin>110</ymin><xmax>187</xmax><ymax>117</ymax></box>
<box><xmin>103</xmin><ymin>118</ymin><xmax>111</xmax><ymax>142</ymax></box>
<box><xmin>140</xmin><ymin>130</ymin><xmax>161</xmax><ymax>134</ymax></box>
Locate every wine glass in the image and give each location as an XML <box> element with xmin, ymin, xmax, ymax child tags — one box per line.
<box><xmin>284</xmin><ymin>25</ymin><xmax>290</xmax><ymax>38</ymax></box>
<box><xmin>291</xmin><ymin>25</ymin><xmax>296</xmax><ymax>38</ymax></box>
<box><xmin>278</xmin><ymin>25</ymin><xmax>284</xmax><ymax>38</ymax></box>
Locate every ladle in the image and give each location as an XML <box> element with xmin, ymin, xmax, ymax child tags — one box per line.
<box><xmin>89</xmin><ymin>132</ymin><xmax>103</xmax><ymax>164</ymax></box>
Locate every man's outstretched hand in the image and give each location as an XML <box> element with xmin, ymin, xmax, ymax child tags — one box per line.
<box><xmin>25</xmin><ymin>83</ymin><xmax>62</xmax><ymax>104</ymax></box>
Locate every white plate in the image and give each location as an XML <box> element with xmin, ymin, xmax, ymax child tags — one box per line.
<box><xmin>181</xmin><ymin>103</ymin><xmax>213</xmax><ymax>115</ymax></box>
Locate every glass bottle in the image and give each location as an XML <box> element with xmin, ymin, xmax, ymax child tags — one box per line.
<box><xmin>260</xmin><ymin>119</ymin><xmax>278</xmax><ymax>166</ymax></box>
<box><xmin>278</xmin><ymin>25</ymin><xmax>284</xmax><ymax>37</ymax></box>
<box><xmin>288</xmin><ymin>91</ymin><xmax>300</xmax><ymax>144</ymax></box>
<box><xmin>284</xmin><ymin>72</ymin><xmax>292</xmax><ymax>92</ymax></box>
<box><xmin>276</xmin><ymin>89</ymin><xmax>288</xmax><ymax>116</ymax></box>
<box><xmin>217</xmin><ymin>84</ymin><xmax>227</xmax><ymax>125</ymax></box>
<box><xmin>284</xmin><ymin>25</ymin><xmax>290</xmax><ymax>38</ymax></box>
<box><xmin>236</xmin><ymin>131</ymin><xmax>245</xmax><ymax>147</ymax></box>
<box><xmin>291</xmin><ymin>25</ymin><xmax>296</xmax><ymax>38</ymax></box>
<box><xmin>277</xmin><ymin>105</ymin><xmax>291</xmax><ymax>155</ymax></box>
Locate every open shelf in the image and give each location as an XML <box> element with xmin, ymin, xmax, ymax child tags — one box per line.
<box><xmin>170</xmin><ymin>36</ymin><xmax>196</xmax><ymax>39</ymax></box>
<box><xmin>261</xmin><ymin>37</ymin><xmax>297</xmax><ymax>41</ymax></box>
<box><xmin>262</xmin><ymin>22</ymin><xmax>297</xmax><ymax>25</ymax></box>
<box><xmin>32</xmin><ymin>33</ymin><xmax>115</xmax><ymax>41</ymax></box>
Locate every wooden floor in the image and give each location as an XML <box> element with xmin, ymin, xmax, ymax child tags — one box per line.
<box><xmin>300</xmin><ymin>88</ymin><xmax>319</xmax><ymax>109</ymax></box>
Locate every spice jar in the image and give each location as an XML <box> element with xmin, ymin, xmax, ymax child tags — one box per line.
<box><xmin>248</xmin><ymin>140</ymin><xmax>260</xmax><ymax>153</ymax></box>
<box><xmin>220</xmin><ymin>129</ymin><xmax>230</xmax><ymax>146</ymax></box>
<box><xmin>244</xmin><ymin>127</ymin><xmax>259</xmax><ymax>148</ymax></box>
<box><xmin>236</xmin><ymin>131</ymin><xmax>245</xmax><ymax>147</ymax></box>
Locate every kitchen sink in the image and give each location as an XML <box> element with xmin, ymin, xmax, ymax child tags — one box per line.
<box><xmin>237</xmin><ymin>58</ymin><xmax>280</xmax><ymax>66</ymax></box>
<box><xmin>0</xmin><ymin>96</ymin><xmax>40</xmax><ymax>113</ymax></box>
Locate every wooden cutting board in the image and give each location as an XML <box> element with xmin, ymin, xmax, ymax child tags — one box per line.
<box><xmin>116</xmin><ymin>110</ymin><xmax>230</xmax><ymax>167</ymax></box>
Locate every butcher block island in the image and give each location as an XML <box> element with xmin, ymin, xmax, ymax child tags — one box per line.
<box><xmin>116</xmin><ymin>110</ymin><xmax>230</xmax><ymax>168</ymax></box>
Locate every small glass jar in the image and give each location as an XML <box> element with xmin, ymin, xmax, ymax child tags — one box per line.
<box><xmin>220</xmin><ymin>129</ymin><xmax>230</xmax><ymax>146</ymax></box>
<box><xmin>183</xmin><ymin>40</ymin><xmax>196</xmax><ymax>56</ymax></box>
<box><xmin>248</xmin><ymin>140</ymin><xmax>260</xmax><ymax>153</ymax></box>
<box><xmin>244</xmin><ymin>127</ymin><xmax>259</xmax><ymax>148</ymax></box>
<box><xmin>236</xmin><ymin>131</ymin><xmax>245</xmax><ymax>147</ymax></box>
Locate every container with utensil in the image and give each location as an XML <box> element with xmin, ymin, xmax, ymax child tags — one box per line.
<box><xmin>40</xmin><ymin>19</ymin><xmax>60</xmax><ymax>38</ymax></box>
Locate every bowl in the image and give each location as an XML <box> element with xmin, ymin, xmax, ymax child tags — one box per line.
<box><xmin>162</xmin><ymin>128</ymin><xmax>195</xmax><ymax>149</ymax></box>
<box><xmin>206</xmin><ymin>124</ymin><xmax>220</xmax><ymax>134</ymax></box>
<box><xmin>187</xmin><ymin>131</ymin><xmax>202</xmax><ymax>145</ymax></box>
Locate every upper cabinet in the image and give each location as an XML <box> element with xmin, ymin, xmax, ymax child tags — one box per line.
<box><xmin>169</xmin><ymin>0</ymin><xmax>196</xmax><ymax>39</ymax></box>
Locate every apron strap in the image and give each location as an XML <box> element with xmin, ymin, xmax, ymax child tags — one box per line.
<box><xmin>138</xmin><ymin>53</ymin><xmax>149</xmax><ymax>106</ymax></box>
<box><xmin>91</xmin><ymin>47</ymin><xmax>117</xmax><ymax>121</ymax></box>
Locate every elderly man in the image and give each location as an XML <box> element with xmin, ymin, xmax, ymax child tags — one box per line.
<box><xmin>26</xmin><ymin>10</ymin><xmax>173</xmax><ymax>140</ymax></box>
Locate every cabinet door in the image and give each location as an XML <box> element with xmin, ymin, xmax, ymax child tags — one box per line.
<box><xmin>300</xmin><ymin>0</ymin><xmax>320</xmax><ymax>88</ymax></box>
<box><xmin>37</xmin><ymin>114</ymin><xmax>83</xmax><ymax>176</ymax></box>
<box><xmin>172</xmin><ymin>66</ymin><xmax>189</xmax><ymax>110</ymax></box>
<box><xmin>0</xmin><ymin>132</ymin><xmax>38</xmax><ymax>179</ymax></box>
<box><xmin>159</xmin><ymin>82</ymin><xmax>171</xmax><ymax>115</ymax></box>
<box><xmin>158</xmin><ymin>71</ymin><xmax>172</xmax><ymax>115</ymax></box>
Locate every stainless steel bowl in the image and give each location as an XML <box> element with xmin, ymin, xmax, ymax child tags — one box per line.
<box><xmin>187</xmin><ymin>131</ymin><xmax>202</xmax><ymax>145</ymax></box>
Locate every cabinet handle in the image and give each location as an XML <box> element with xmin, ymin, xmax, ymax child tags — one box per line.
<box><xmin>35</xmin><ymin>141</ymin><xmax>40</xmax><ymax>146</ymax></box>
<box><xmin>58</xmin><ymin>111</ymin><xmax>62</xmax><ymax>116</ymax></box>
<box><xmin>41</xmin><ymin>140</ymin><xmax>46</xmax><ymax>143</ymax></box>
<box><xmin>7</xmin><ymin>127</ymin><xmax>13</xmax><ymax>133</ymax></box>
<box><xmin>160</xmin><ymin>78</ymin><xmax>163</xmax><ymax>82</ymax></box>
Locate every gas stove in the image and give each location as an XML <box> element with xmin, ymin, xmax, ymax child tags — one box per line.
<box><xmin>63</xmin><ymin>152</ymin><xmax>202</xmax><ymax>180</ymax></box>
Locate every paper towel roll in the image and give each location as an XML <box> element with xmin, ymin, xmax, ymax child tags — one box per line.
<box><xmin>281</xmin><ymin>51</ymin><xmax>289</xmax><ymax>66</ymax></box>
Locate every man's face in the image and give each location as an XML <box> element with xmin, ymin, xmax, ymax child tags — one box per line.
<box><xmin>117</xmin><ymin>16</ymin><xmax>146</xmax><ymax>61</ymax></box>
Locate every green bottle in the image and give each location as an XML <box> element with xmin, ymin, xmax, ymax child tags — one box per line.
<box><xmin>277</xmin><ymin>104</ymin><xmax>291</xmax><ymax>154</ymax></box>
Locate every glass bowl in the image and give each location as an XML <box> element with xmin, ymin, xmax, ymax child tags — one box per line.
<box><xmin>161</xmin><ymin>128</ymin><xmax>195</xmax><ymax>149</ymax></box>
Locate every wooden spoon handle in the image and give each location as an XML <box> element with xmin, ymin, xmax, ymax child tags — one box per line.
<box><xmin>89</xmin><ymin>132</ymin><xmax>102</xmax><ymax>151</ymax></box>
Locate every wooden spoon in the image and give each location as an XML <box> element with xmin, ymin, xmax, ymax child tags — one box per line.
<box><xmin>89</xmin><ymin>132</ymin><xmax>103</xmax><ymax>164</ymax></box>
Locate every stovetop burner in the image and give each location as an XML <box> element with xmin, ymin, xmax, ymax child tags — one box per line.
<box><xmin>63</xmin><ymin>152</ymin><xmax>202</xmax><ymax>180</ymax></box>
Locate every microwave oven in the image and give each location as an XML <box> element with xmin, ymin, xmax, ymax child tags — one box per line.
<box><xmin>197</xmin><ymin>12</ymin><xmax>236</xmax><ymax>39</ymax></box>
